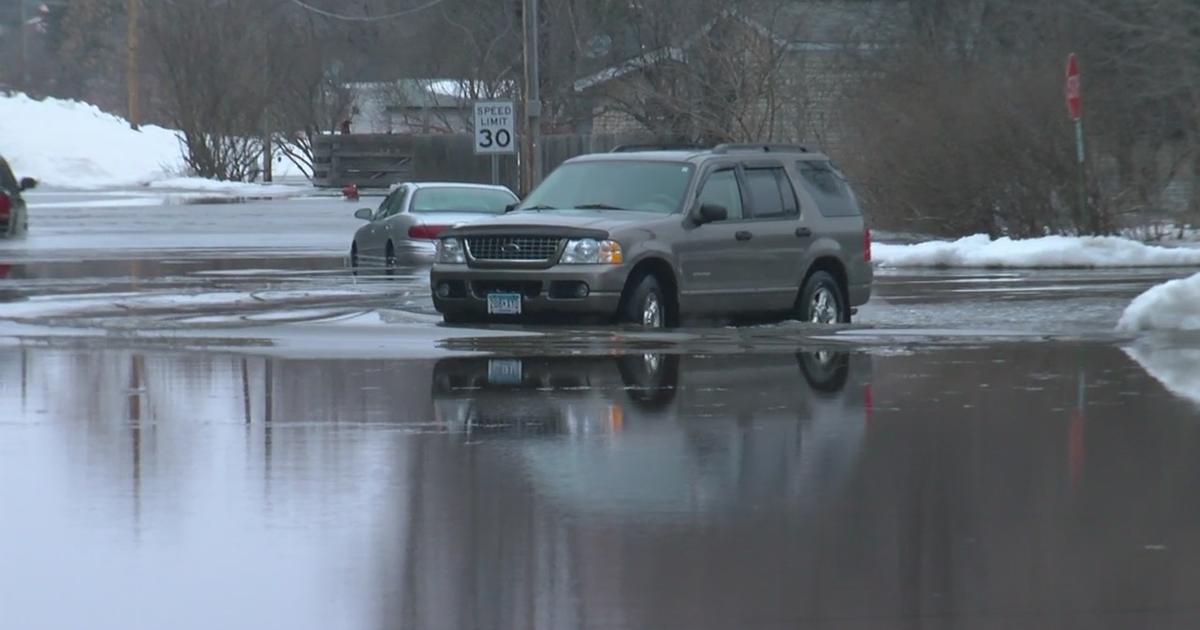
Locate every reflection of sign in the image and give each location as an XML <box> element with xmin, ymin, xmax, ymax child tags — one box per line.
<box><xmin>473</xmin><ymin>101</ymin><xmax>516</xmax><ymax>155</ymax></box>
<box><xmin>1065</xmin><ymin>53</ymin><xmax>1082</xmax><ymax>121</ymax></box>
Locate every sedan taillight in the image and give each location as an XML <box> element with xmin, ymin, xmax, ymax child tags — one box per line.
<box><xmin>408</xmin><ymin>224</ymin><xmax>450</xmax><ymax>240</ymax></box>
<box><xmin>0</xmin><ymin>193</ymin><xmax>10</xmax><ymax>218</ymax></box>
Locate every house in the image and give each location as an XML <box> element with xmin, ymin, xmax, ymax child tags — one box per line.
<box><xmin>572</xmin><ymin>1</ymin><xmax>899</xmax><ymax>153</ymax></box>
<box><xmin>345</xmin><ymin>78</ymin><xmax>517</xmax><ymax>134</ymax></box>
<box><xmin>346</xmin><ymin>79</ymin><xmax>472</xmax><ymax>134</ymax></box>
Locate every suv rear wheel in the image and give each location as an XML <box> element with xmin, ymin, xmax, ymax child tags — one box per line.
<box><xmin>797</xmin><ymin>271</ymin><xmax>848</xmax><ymax>324</ymax></box>
<box><xmin>621</xmin><ymin>274</ymin><xmax>666</xmax><ymax>328</ymax></box>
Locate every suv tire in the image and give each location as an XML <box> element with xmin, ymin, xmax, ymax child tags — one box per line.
<box><xmin>797</xmin><ymin>271</ymin><xmax>848</xmax><ymax>324</ymax></box>
<box><xmin>621</xmin><ymin>274</ymin><xmax>667</xmax><ymax>328</ymax></box>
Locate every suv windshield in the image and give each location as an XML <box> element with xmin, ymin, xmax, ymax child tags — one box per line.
<box><xmin>519</xmin><ymin>161</ymin><xmax>694</xmax><ymax>214</ymax></box>
<box><xmin>411</xmin><ymin>187</ymin><xmax>514</xmax><ymax>213</ymax></box>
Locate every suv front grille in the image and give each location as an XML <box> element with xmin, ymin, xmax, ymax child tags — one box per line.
<box><xmin>471</xmin><ymin>280</ymin><xmax>542</xmax><ymax>299</ymax></box>
<box><xmin>466</xmin><ymin>236</ymin><xmax>561</xmax><ymax>261</ymax></box>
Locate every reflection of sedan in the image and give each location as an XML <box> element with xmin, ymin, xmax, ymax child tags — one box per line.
<box><xmin>350</xmin><ymin>182</ymin><xmax>518</xmax><ymax>271</ymax></box>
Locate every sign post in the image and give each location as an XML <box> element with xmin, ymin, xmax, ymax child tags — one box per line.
<box><xmin>1065</xmin><ymin>53</ymin><xmax>1087</xmax><ymax>232</ymax></box>
<box><xmin>473</xmin><ymin>101</ymin><xmax>516</xmax><ymax>186</ymax></box>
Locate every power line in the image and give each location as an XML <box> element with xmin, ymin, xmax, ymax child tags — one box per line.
<box><xmin>288</xmin><ymin>0</ymin><xmax>445</xmax><ymax>22</ymax></box>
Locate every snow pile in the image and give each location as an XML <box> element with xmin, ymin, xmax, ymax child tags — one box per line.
<box><xmin>1125</xmin><ymin>344</ymin><xmax>1200</xmax><ymax>407</ymax></box>
<box><xmin>874</xmin><ymin>234</ymin><xmax>1200</xmax><ymax>268</ymax></box>
<box><xmin>0</xmin><ymin>92</ymin><xmax>185</xmax><ymax>188</ymax></box>
<box><xmin>1117</xmin><ymin>272</ymin><xmax>1200</xmax><ymax>332</ymax></box>
<box><xmin>146</xmin><ymin>177</ymin><xmax>309</xmax><ymax>196</ymax></box>
<box><xmin>0</xmin><ymin>93</ymin><xmax>306</xmax><ymax>191</ymax></box>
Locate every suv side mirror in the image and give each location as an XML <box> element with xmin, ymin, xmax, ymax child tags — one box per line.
<box><xmin>504</xmin><ymin>202</ymin><xmax>518</xmax><ymax>213</ymax></box>
<box><xmin>697</xmin><ymin>203</ymin><xmax>728</xmax><ymax>224</ymax></box>
<box><xmin>18</xmin><ymin>177</ymin><xmax>36</xmax><ymax>192</ymax></box>
<box><xmin>354</xmin><ymin>208</ymin><xmax>374</xmax><ymax>221</ymax></box>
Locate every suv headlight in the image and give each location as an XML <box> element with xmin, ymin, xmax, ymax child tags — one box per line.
<box><xmin>560</xmin><ymin>238</ymin><xmax>623</xmax><ymax>264</ymax></box>
<box><xmin>436</xmin><ymin>237</ymin><xmax>466</xmax><ymax>264</ymax></box>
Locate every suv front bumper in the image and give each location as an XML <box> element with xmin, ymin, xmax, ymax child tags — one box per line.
<box><xmin>430</xmin><ymin>263</ymin><xmax>629</xmax><ymax>319</ymax></box>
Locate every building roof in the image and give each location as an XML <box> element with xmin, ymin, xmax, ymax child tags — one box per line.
<box><xmin>348</xmin><ymin>79</ymin><xmax>515</xmax><ymax>109</ymax></box>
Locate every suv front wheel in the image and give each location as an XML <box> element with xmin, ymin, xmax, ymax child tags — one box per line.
<box><xmin>797</xmin><ymin>271</ymin><xmax>848</xmax><ymax>324</ymax></box>
<box><xmin>621</xmin><ymin>274</ymin><xmax>666</xmax><ymax>328</ymax></box>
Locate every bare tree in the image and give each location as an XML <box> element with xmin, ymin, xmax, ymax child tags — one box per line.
<box><xmin>143</xmin><ymin>0</ymin><xmax>276</xmax><ymax>180</ymax></box>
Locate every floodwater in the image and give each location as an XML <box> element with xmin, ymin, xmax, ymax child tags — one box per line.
<box><xmin>2</xmin><ymin>194</ymin><xmax>1200</xmax><ymax>629</ymax></box>
<box><xmin>3</xmin><ymin>341</ymin><xmax>1200</xmax><ymax>629</ymax></box>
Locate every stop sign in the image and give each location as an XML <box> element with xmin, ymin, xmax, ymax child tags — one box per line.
<box><xmin>1065</xmin><ymin>53</ymin><xmax>1082</xmax><ymax>120</ymax></box>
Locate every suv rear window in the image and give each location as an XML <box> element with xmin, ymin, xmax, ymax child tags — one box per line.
<box><xmin>744</xmin><ymin>167</ymin><xmax>798</xmax><ymax>219</ymax></box>
<box><xmin>796</xmin><ymin>161</ymin><xmax>860</xmax><ymax>217</ymax></box>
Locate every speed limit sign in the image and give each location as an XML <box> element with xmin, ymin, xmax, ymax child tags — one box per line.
<box><xmin>473</xmin><ymin>101</ymin><xmax>516</xmax><ymax>155</ymax></box>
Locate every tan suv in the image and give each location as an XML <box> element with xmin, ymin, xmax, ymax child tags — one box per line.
<box><xmin>430</xmin><ymin>144</ymin><xmax>872</xmax><ymax>327</ymax></box>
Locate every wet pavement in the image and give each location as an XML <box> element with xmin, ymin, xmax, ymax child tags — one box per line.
<box><xmin>2</xmin><ymin>196</ymin><xmax>1200</xmax><ymax>629</ymax></box>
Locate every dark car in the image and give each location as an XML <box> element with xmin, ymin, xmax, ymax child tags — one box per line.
<box><xmin>0</xmin><ymin>156</ymin><xmax>36</xmax><ymax>237</ymax></box>
<box><xmin>430</xmin><ymin>144</ymin><xmax>872</xmax><ymax>327</ymax></box>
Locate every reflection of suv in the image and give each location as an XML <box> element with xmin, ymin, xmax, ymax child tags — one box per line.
<box><xmin>0</xmin><ymin>156</ymin><xmax>36</xmax><ymax>238</ymax></box>
<box><xmin>431</xmin><ymin>144</ymin><xmax>872</xmax><ymax>327</ymax></box>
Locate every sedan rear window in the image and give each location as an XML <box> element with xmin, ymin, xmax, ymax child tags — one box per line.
<box><xmin>410</xmin><ymin>187</ymin><xmax>515</xmax><ymax>213</ymax></box>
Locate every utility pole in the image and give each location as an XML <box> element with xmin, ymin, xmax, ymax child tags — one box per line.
<box><xmin>20</xmin><ymin>0</ymin><xmax>29</xmax><ymax>88</ymax></box>
<box><xmin>262</xmin><ymin>37</ymin><xmax>272</xmax><ymax>183</ymax></box>
<box><xmin>522</xmin><ymin>0</ymin><xmax>542</xmax><ymax>193</ymax></box>
<box><xmin>127</xmin><ymin>0</ymin><xmax>140</xmax><ymax>129</ymax></box>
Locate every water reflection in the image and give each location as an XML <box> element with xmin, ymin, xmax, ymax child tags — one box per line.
<box><xmin>4</xmin><ymin>344</ymin><xmax>1200</xmax><ymax>629</ymax></box>
<box><xmin>429</xmin><ymin>351</ymin><xmax>870</xmax><ymax>517</ymax></box>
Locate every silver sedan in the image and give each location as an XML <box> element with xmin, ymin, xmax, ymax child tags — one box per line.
<box><xmin>349</xmin><ymin>182</ymin><xmax>518</xmax><ymax>271</ymax></box>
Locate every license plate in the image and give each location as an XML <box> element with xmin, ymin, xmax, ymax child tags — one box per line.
<box><xmin>487</xmin><ymin>292</ymin><xmax>522</xmax><ymax>315</ymax></box>
<box><xmin>488</xmin><ymin>359</ymin><xmax>523</xmax><ymax>386</ymax></box>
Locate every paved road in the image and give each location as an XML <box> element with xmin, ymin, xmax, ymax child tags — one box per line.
<box><xmin>1</xmin><ymin>194</ymin><xmax>1199</xmax><ymax>629</ymax></box>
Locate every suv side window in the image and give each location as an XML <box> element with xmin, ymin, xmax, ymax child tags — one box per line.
<box><xmin>744</xmin><ymin>167</ymin><xmax>798</xmax><ymax>219</ymax></box>
<box><xmin>696</xmin><ymin>168</ymin><xmax>744</xmax><ymax>220</ymax></box>
<box><xmin>796</xmin><ymin>161</ymin><xmax>860</xmax><ymax>217</ymax></box>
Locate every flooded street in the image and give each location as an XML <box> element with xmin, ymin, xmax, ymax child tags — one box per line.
<box><xmin>3</xmin><ymin>343</ymin><xmax>1200</xmax><ymax>629</ymax></box>
<box><xmin>2</xmin><ymin>196</ymin><xmax>1200</xmax><ymax>628</ymax></box>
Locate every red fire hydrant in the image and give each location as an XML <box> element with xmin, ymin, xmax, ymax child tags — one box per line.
<box><xmin>342</xmin><ymin>183</ymin><xmax>359</xmax><ymax>201</ymax></box>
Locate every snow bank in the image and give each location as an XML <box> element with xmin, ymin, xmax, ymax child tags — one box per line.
<box><xmin>874</xmin><ymin>234</ymin><xmax>1200</xmax><ymax>268</ymax></box>
<box><xmin>0</xmin><ymin>92</ymin><xmax>185</xmax><ymax>188</ymax></box>
<box><xmin>0</xmin><ymin>93</ymin><xmax>306</xmax><ymax>190</ymax></box>
<box><xmin>146</xmin><ymin>177</ymin><xmax>312</xmax><ymax>197</ymax></box>
<box><xmin>1117</xmin><ymin>272</ymin><xmax>1200</xmax><ymax>332</ymax></box>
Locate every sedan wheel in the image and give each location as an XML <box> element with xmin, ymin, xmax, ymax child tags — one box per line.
<box><xmin>385</xmin><ymin>243</ymin><xmax>398</xmax><ymax>276</ymax></box>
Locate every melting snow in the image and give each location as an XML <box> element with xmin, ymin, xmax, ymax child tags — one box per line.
<box><xmin>875</xmin><ymin>234</ymin><xmax>1200</xmax><ymax>268</ymax></box>
<box><xmin>1117</xmin><ymin>272</ymin><xmax>1200</xmax><ymax>332</ymax></box>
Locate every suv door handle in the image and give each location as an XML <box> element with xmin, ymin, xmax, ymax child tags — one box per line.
<box><xmin>795</xmin><ymin>227</ymin><xmax>812</xmax><ymax>238</ymax></box>
<box><xmin>735</xmin><ymin>231</ymin><xmax>753</xmax><ymax>241</ymax></box>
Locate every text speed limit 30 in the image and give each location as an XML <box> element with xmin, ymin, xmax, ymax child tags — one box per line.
<box><xmin>473</xmin><ymin>101</ymin><xmax>516</xmax><ymax>155</ymax></box>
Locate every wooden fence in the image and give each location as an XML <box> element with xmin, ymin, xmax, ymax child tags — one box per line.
<box><xmin>312</xmin><ymin>132</ymin><xmax>674</xmax><ymax>192</ymax></box>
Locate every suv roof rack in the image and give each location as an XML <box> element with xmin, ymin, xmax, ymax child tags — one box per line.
<box><xmin>711</xmin><ymin>143</ymin><xmax>809</xmax><ymax>154</ymax></box>
<box><xmin>610</xmin><ymin>143</ymin><xmax>707</xmax><ymax>153</ymax></box>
